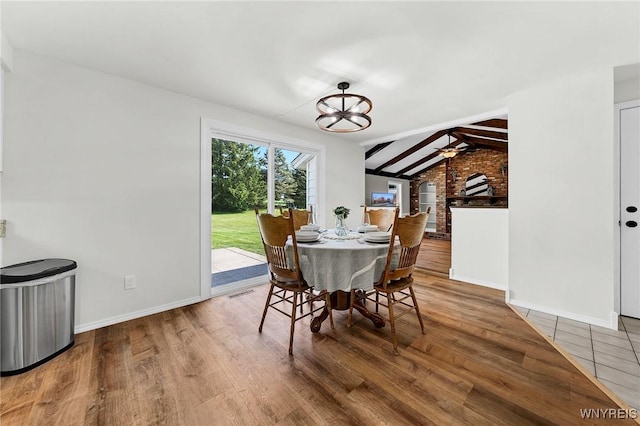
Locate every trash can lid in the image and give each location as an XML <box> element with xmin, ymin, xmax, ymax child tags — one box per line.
<box><xmin>1</xmin><ymin>259</ymin><xmax>77</xmax><ymax>284</ymax></box>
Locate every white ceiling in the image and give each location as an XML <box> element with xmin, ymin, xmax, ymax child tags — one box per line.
<box><xmin>2</xmin><ymin>1</ymin><xmax>639</xmax><ymax>146</ymax></box>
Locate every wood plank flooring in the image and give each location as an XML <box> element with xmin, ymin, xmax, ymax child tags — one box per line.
<box><xmin>1</xmin><ymin>272</ymin><xmax>636</xmax><ymax>425</ymax></box>
<box><xmin>417</xmin><ymin>238</ymin><xmax>451</xmax><ymax>276</ymax></box>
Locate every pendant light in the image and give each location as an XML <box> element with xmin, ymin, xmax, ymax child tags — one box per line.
<box><xmin>315</xmin><ymin>82</ymin><xmax>372</xmax><ymax>133</ymax></box>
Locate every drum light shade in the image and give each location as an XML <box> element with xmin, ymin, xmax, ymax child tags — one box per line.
<box><xmin>316</xmin><ymin>82</ymin><xmax>372</xmax><ymax>133</ymax></box>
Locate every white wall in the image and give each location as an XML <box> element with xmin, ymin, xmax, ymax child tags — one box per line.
<box><xmin>507</xmin><ymin>68</ymin><xmax>617</xmax><ymax>328</ymax></box>
<box><xmin>615</xmin><ymin>78</ymin><xmax>640</xmax><ymax>104</ymax></box>
<box><xmin>0</xmin><ymin>29</ymin><xmax>13</xmax><ymax>266</ymax></box>
<box><xmin>450</xmin><ymin>208</ymin><xmax>508</xmax><ymax>290</ymax></box>
<box><xmin>364</xmin><ymin>174</ymin><xmax>410</xmax><ymax>215</ymax></box>
<box><xmin>2</xmin><ymin>51</ymin><xmax>364</xmax><ymax>330</ymax></box>
<box><xmin>614</xmin><ymin>63</ymin><xmax>640</xmax><ymax>103</ymax></box>
<box><xmin>322</xmin><ymin>140</ymin><xmax>364</xmax><ymax>227</ymax></box>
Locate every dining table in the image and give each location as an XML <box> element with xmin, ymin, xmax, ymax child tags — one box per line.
<box><xmin>288</xmin><ymin>229</ymin><xmax>398</xmax><ymax>332</ymax></box>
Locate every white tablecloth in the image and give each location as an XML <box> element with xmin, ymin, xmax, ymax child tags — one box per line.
<box><xmin>287</xmin><ymin>232</ymin><xmax>396</xmax><ymax>293</ymax></box>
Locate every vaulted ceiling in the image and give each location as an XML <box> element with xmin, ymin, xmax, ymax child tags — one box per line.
<box><xmin>365</xmin><ymin>118</ymin><xmax>508</xmax><ymax>180</ymax></box>
<box><xmin>2</xmin><ymin>2</ymin><xmax>637</xmax><ymax>147</ymax></box>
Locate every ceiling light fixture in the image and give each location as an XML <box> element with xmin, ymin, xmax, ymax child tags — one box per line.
<box><xmin>315</xmin><ymin>82</ymin><xmax>372</xmax><ymax>133</ymax></box>
<box><xmin>441</xmin><ymin>147</ymin><xmax>458</xmax><ymax>158</ymax></box>
<box><xmin>440</xmin><ymin>132</ymin><xmax>459</xmax><ymax>158</ymax></box>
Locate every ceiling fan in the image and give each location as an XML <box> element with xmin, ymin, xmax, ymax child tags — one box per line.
<box><xmin>436</xmin><ymin>131</ymin><xmax>477</xmax><ymax>158</ymax></box>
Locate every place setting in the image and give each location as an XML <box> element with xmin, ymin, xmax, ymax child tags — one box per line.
<box><xmin>360</xmin><ymin>231</ymin><xmax>392</xmax><ymax>244</ymax></box>
<box><xmin>356</xmin><ymin>224</ymin><xmax>378</xmax><ymax>233</ymax></box>
<box><xmin>355</xmin><ymin>210</ymin><xmax>391</xmax><ymax>244</ymax></box>
<box><xmin>295</xmin><ymin>229</ymin><xmax>324</xmax><ymax>244</ymax></box>
<box><xmin>295</xmin><ymin>210</ymin><xmax>325</xmax><ymax>244</ymax></box>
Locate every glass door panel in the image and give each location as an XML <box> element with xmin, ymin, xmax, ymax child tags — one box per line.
<box><xmin>210</xmin><ymin>141</ymin><xmax>317</xmax><ymax>293</ymax></box>
<box><xmin>211</xmin><ymin>138</ymin><xmax>268</xmax><ymax>290</ymax></box>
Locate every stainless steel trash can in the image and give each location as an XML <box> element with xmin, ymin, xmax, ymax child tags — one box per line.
<box><xmin>1</xmin><ymin>259</ymin><xmax>77</xmax><ymax>376</ymax></box>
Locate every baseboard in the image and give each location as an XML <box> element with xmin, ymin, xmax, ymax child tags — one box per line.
<box><xmin>75</xmin><ymin>276</ymin><xmax>269</xmax><ymax>334</ymax></box>
<box><xmin>74</xmin><ymin>296</ymin><xmax>203</xmax><ymax>334</ymax></box>
<box><xmin>509</xmin><ymin>298</ymin><xmax>619</xmax><ymax>330</ymax></box>
<box><xmin>449</xmin><ymin>271</ymin><xmax>507</xmax><ymax>291</ymax></box>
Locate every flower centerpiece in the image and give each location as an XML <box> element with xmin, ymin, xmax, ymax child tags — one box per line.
<box><xmin>333</xmin><ymin>206</ymin><xmax>350</xmax><ymax>237</ymax></box>
<box><xmin>333</xmin><ymin>206</ymin><xmax>350</xmax><ymax>219</ymax></box>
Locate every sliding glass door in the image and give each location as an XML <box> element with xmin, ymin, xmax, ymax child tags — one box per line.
<box><xmin>210</xmin><ymin>138</ymin><xmax>316</xmax><ymax>295</ymax></box>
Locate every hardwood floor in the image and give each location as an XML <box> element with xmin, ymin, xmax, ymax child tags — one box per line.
<box><xmin>1</xmin><ymin>272</ymin><xmax>635</xmax><ymax>425</ymax></box>
<box><xmin>417</xmin><ymin>237</ymin><xmax>451</xmax><ymax>276</ymax></box>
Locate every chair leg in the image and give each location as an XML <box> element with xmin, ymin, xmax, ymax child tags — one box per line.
<box><xmin>259</xmin><ymin>283</ymin><xmax>275</xmax><ymax>332</ymax></box>
<box><xmin>409</xmin><ymin>285</ymin><xmax>426</xmax><ymax>335</ymax></box>
<box><xmin>325</xmin><ymin>291</ymin><xmax>334</xmax><ymax>329</ymax></box>
<box><xmin>347</xmin><ymin>289</ymin><xmax>356</xmax><ymax>327</ymax></box>
<box><xmin>307</xmin><ymin>290</ymin><xmax>314</xmax><ymax>314</ymax></box>
<box><xmin>386</xmin><ymin>292</ymin><xmax>399</xmax><ymax>355</ymax></box>
<box><xmin>288</xmin><ymin>290</ymin><xmax>299</xmax><ymax>356</ymax></box>
<box><xmin>375</xmin><ymin>291</ymin><xmax>380</xmax><ymax>313</ymax></box>
<box><xmin>300</xmin><ymin>291</ymin><xmax>305</xmax><ymax>315</ymax></box>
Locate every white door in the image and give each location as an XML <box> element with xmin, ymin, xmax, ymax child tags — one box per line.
<box><xmin>620</xmin><ymin>100</ymin><xmax>640</xmax><ymax>319</ymax></box>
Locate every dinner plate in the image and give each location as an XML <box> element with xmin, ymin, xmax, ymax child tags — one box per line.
<box><xmin>362</xmin><ymin>239</ymin><xmax>391</xmax><ymax>244</ymax></box>
<box><xmin>364</xmin><ymin>231</ymin><xmax>391</xmax><ymax>243</ymax></box>
<box><xmin>295</xmin><ymin>231</ymin><xmax>321</xmax><ymax>242</ymax></box>
<box><xmin>356</xmin><ymin>224</ymin><xmax>378</xmax><ymax>233</ymax></box>
<box><xmin>300</xmin><ymin>224</ymin><xmax>320</xmax><ymax>231</ymax></box>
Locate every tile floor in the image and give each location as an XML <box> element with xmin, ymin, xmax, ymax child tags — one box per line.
<box><xmin>514</xmin><ymin>307</ymin><xmax>640</xmax><ymax>410</ymax></box>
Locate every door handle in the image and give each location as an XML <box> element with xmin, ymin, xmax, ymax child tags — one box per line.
<box><xmin>626</xmin><ymin>220</ymin><xmax>638</xmax><ymax>228</ymax></box>
<box><xmin>627</xmin><ymin>206</ymin><xmax>638</xmax><ymax>213</ymax></box>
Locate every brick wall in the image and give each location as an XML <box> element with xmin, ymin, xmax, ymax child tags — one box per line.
<box><xmin>411</xmin><ymin>149</ymin><xmax>508</xmax><ymax>239</ymax></box>
<box><xmin>446</xmin><ymin>149</ymin><xmax>508</xmax><ymax>197</ymax></box>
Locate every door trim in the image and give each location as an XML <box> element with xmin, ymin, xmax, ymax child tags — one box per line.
<box><xmin>614</xmin><ymin>99</ymin><xmax>640</xmax><ymax>315</ymax></box>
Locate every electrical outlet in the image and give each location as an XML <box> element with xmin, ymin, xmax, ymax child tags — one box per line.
<box><xmin>124</xmin><ymin>275</ymin><xmax>136</xmax><ymax>290</ymax></box>
<box><xmin>0</xmin><ymin>220</ymin><xmax>6</xmax><ymax>237</ymax></box>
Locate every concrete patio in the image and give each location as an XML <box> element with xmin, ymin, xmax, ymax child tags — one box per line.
<box><xmin>211</xmin><ymin>248</ymin><xmax>267</xmax><ymax>287</ymax></box>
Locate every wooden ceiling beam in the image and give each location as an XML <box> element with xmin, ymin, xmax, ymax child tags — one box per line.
<box><xmin>452</xmin><ymin>126</ymin><xmax>508</xmax><ymax>140</ymax></box>
<box><xmin>395</xmin><ymin>138</ymin><xmax>465</xmax><ymax>175</ymax></box>
<box><xmin>463</xmin><ymin>136</ymin><xmax>508</xmax><ymax>152</ymax></box>
<box><xmin>470</xmin><ymin>118</ymin><xmax>508</xmax><ymax>129</ymax></box>
<box><xmin>365</xmin><ymin>168</ymin><xmax>412</xmax><ymax>180</ymax></box>
<box><xmin>407</xmin><ymin>142</ymin><xmax>476</xmax><ymax>178</ymax></box>
<box><xmin>366</xmin><ymin>118</ymin><xmax>508</xmax><ymax>178</ymax></box>
<box><xmin>373</xmin><ymin>129</ymin><xmax>447</xmax><ymax>173</ymax></box>
<box><xmin>365</xmin><ymin>141</ymin><xmax>394</xmax><ymax>160</ymax></box>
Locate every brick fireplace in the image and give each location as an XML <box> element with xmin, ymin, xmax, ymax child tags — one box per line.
<box><xmin>411</xmin><ymin>149</ymin><xmax>508</xmax><ymax>239</ymax></box>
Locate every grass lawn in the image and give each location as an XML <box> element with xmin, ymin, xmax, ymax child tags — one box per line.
<box><xmin>211</xmin><ymin>210</ymin><xmax>263</xmax><ymax>255</ymax></box>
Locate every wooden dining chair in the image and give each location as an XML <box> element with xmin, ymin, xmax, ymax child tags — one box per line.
<box><xmin>364</xmin><ymin>206</ymin><xmax>396</xmax><ymax>232</ymax></box>
<box><xmin>255</xmin><ymin>208</ymin><xmax>327</xmax><ymax>355</ymax></box>
<box><xmin>279</xmin><ymin>207</ymin><xmax>310</xmax><ymax>231</ymax></box>
<box><xmin>349</xmin><ymin>209</ymin><xmax>429</xmax><ymax>354</ymax></box>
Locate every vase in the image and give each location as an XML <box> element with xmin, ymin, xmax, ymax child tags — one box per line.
<box><xmin>335</xmin><ymin>214</ymin><xmax>348</xmax><ymax>237</ymax></box>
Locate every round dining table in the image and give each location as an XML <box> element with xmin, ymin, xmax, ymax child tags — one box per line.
<box><xmin>289</xmin><ymin>230</ymin><xmax>397</xmax><ymax>332</ymax></box>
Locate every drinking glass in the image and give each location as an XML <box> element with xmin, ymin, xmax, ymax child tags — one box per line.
<box><xmin>362</xmin><ymin>212</ymin><xmax>370</xmax><ymax>227</ymax></box>
<box><xmin>307</xmin><ymin>205</ymin><xmax>316</xmax><ymax>226</ymax></box>
<box><xmin>362</xmin><ymin>212</ymin><xmax>371</xmax><ymax>236</ymax></box>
